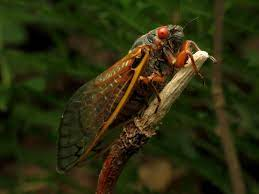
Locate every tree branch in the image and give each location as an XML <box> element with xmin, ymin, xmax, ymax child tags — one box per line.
<box><xmin>212</xmin><ymin>1</ymin><xmax>246</xmax><ymax>194</ymax></box>
<box><xmin>96</xmin><ymin>51</ymin><xmax>210</xmax><ymax>194</ymax></box>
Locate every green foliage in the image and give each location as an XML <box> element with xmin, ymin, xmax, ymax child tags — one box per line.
<box><xmin>0</xmin><ymin>0</ymin><xmax>258</xmax><ymax>193</ymax></box>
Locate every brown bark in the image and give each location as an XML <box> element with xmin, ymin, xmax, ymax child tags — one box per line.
<box><xmin>212</xmin><ymin>1</ymin><xmax>246</xmax><ymax>194</ymax></box>
<box><xmin>96</xmin><ymin>123</ymin><xmax>154</xmax><ymax>194</ymax></box>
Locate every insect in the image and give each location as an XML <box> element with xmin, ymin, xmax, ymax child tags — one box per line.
<box><xmin>57</xmin><ymin>24</ymin><xmax>214</xmax><ymax>173</ymax></box>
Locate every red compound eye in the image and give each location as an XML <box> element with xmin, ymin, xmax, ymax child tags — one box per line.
<box><xmin>157</xmin><ymin>26</ymin><xmax>169</xmax><ymax>39</ymax></box>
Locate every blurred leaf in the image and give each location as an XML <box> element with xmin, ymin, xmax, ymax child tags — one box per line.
<box><xmin>1</xmin><ymin>62</ymin><xmax>12</xmax><ymax>86</ymax></box>
<box><xmin>22</xmin><ymin>77</ymin><xmax>45</xmax><ymax>92</ymax></box>
<box><xmin>0</xmin><ymin>18</ymin><xmax>26</xmax><ymax>44</ymax></box>
<box><xmin>11</xmin><ymin>103</ymin><xmax>59</xmax><ymax>130</ymax></box>
<box><xmin>0</xmin><ymin>85</ymin><xmax>10</xmax><ymax>111</ymax></box>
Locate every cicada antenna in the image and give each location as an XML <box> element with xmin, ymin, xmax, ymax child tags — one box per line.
<box><xmin>183</xmin><ymin>17</ymin><xmax>199</xmax><ymax>29</ymax></box>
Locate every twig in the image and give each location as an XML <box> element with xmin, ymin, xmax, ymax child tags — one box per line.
<box><xmin>96</xmin><ymin>51</ymin><xmax>210</xmax><ymax>194</ymax></box>
<box><xmin>212</xmin><ymin>1</ymin><xmax>246</xmax><ymax>194</ymax></box>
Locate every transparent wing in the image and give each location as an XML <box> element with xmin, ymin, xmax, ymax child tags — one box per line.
<box><xmin>57</xmin><ymin>47</ymin><xmax>144</xmax><ymax>173</ymax></box>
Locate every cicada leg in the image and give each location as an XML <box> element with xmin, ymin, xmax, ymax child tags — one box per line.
<box><xmin>175</xmin><ymin>40</ymin><xmax>205</xmax><ymax>83</ymax></box>
<box><xmin>139</xmin><ymin>72</ymin><xmax>164</xmax><ymax>112</ymax></box>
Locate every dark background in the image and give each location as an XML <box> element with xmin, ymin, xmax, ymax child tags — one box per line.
<box><xmin>0</xmin><ymin>0</ymin><xmax>259</xmax><ymax>194</ymax></box>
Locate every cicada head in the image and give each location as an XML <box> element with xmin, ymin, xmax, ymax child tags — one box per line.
<box><xmin>165</xmin><ymin>25</ymin><xmax>184</xmax><ymax>53</ymax></box>
<box><xmin>131</xmin><ymin>25</ymin><xmax>184</xmax><ymax>52</ymax></box>
<box><xmin>147</xmin><ymin>25</ymin><xmax>184</xmax><ymax>53</ymax></box>
<box><xmin>168</xmin><ymin>25</ymin><xmax>184</xmax><ymax>41</ymax></box>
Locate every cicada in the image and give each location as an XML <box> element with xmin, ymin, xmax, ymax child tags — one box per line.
<box><xmin>57</xmin><ymin>25</ymin><xmax>207</xmax><ymax>173</ymax></box>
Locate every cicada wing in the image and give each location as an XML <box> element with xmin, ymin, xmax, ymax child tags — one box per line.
<box><xmin>57</xmin><ymin>47</ymin><xmax>146</xmax><ymax>173</ymax></box>
<box><xmin>57</xmin><ymin>74</ymin><xmax>134</xmax><ymax>173</ymax></box>
<box><xmin>57</xmin><ymin>83</ymin><xmax>93</xmax><ymax>173</ymax></box>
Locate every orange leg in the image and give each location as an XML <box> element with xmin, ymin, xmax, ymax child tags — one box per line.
<box><xmin>181</xmin><ymin>40</ymin><xmax>217</xmax><ymax>64</ymax></box>
<box><xmin>139</xmin><ymin>72</ymin><xmax>164</xmax><ymax>112</ymax></box>
<box><xmin>175</xmin><ymin>40</ymin><xmax>204</xmax><ymax>81</ymax></box>
<box><xmin>139</xmin><ymin>71</ymin><xmax>165</xmax><ymax>86</ymax></box>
